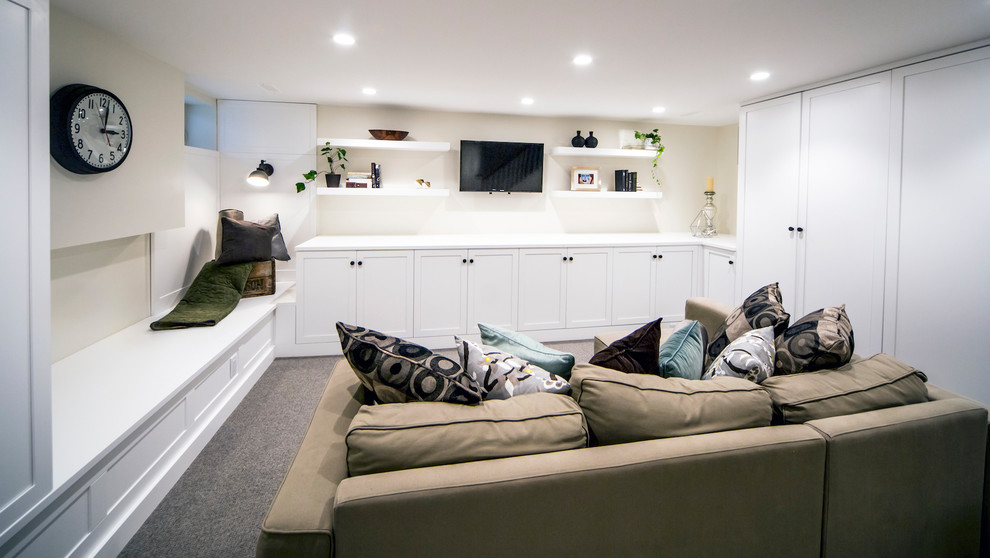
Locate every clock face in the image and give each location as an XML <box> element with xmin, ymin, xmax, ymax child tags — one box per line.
<box><xmin>51</xmin><ymin>84</ymin><xmax>133</xmax><ymax>174</ymax></box>
<box><xmin>70</xmin><ymin>92</ymin><xmax>131</xmax><ymax>170</ymax></box>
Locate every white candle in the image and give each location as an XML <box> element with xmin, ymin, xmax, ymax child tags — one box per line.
<box><xmin>705</xmin><ymin>177</ymin><xmax>714</xmax><ymax>192</ymax></box>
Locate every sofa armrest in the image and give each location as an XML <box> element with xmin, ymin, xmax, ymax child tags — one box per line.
<box><xmin>257</xmin><ymin>360</ymin><xmax>364</xmax><ymax>558</ymax></box>
<box><xmin>684</xmin><ymin>297</ymin><xmax>733</xmax><ymax>336</ymax></box>
<box><xmin>333</xmin><ymin>425</ymin><xmax>825</xmax><ymax>558</ymax></box>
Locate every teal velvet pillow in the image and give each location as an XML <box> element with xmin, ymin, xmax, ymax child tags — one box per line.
<box><xmin>658</xmin><ymin>321</ymin><xmax>708</xmax><ymax>380</ymax></box>
<box><xmin>477</xmin><ymin>323</ymin><xmax>576</xmax><ymax>380</ymax></box>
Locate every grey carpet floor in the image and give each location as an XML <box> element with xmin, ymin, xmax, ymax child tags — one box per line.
<box><xmin>119</xmin><ymin>340</ymin><xmax>594</xmax><ymax>558</ymax></box>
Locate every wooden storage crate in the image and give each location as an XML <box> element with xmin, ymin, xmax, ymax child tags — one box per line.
<box><xmin>242</xmin><ymin>259</ymin><xmax>275</xmax><ymax>298</ymax></box>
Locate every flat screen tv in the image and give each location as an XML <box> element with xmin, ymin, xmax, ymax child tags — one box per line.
<box><xmin>459</xmin><ymin>140</ymin><xmax>544</xmax><ymax>193</ymax></box>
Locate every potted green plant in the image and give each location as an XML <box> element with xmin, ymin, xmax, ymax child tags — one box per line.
<box><xmin>634</xmin><ymin>128</ymin><xmax>665</xmax><ymax>187</ymax></box>
<box><xmin>296</xmin><ymin>142</ymin><xmax>348</xmax><ymax>192</ymax></box>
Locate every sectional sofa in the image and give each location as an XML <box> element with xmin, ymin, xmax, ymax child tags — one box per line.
<box><xmin>257</xmin><ymin>299</ymin><xmax>989</xmax><ymax>558</ymax></box>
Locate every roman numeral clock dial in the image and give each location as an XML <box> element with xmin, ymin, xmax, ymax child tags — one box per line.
<box><xmin>50</xmin><ymin>84</ymin><xmax>133</xmax><ymax>174</ymax></box>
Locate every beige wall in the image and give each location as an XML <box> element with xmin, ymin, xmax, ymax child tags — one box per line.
<box><xmin>316</xmin><ymin>106</ymin><xmax>738</xmax><ymax>235</ymax></box>
<box><xmin>715</xmin><ymin>123</ymin><xmax>739</xmax><ymax>235</ymax></box>
<box><xmin>49</xmin><ymin>9</ymin><xmax>184</xmax><ymax>250</ymax></box>
<box><xmin>49</xmin><ymin>9</ymin><xmax>184</xmax><ymax>360</ymax></box>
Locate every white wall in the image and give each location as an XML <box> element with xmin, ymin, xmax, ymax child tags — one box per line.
<box><xmin>50</xmin><ymin>235</ymin><xmax>150</xmax><ymax>360</ymax></box>
<box><xmin>218</xmin><ymin>100</ymin><xmax>319</xmax><ymax>281</ymax></box>
<box><xmin>150</xmin><ymin>147</ymin><xmax>220</xmax><ymax>316</ymax></box>
<box><xmin>315</xmin><ymin>105</ymin><xmax>738</xmax><ymax>236</ymax></box>
<box><xmin>49</xmin><ymin>9</ymin><xmax>184</xmax><ymax>250</ymax></box>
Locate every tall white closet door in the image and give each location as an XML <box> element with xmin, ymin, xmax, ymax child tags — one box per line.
<box><xmin>798</xmin><ymin>74</ymin><xmax>890</xmax><ymax>356</ymax></box>
<box><xmin>0</xmin><ymin>0</ymin><xmax>51</xmax><ymax>542</ymax></box>
<box><xmin>886</xmin><ymin>48</ymin><xmax>990</xmax><ymax>404</ymax></box>
<box><xmin>737</xmin><ymin>94</ymin><xmax>802</xmax><ymax>309</ymax></box>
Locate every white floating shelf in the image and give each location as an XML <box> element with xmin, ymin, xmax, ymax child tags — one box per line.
<box><xmin>318</xmin><ymin>137</ymin><xmax>451</xmax><ymax>152</ymax></box>
<box><xmin>550</xmin><ymin>146</ymin><xmax>655</xmax><ymax>158</ymax></box>
<box><xmin>551</xmin><ymin>190</ymin><xmax>662</xmax><ymax>199</ymax></box>
<box><xmin>317</xmin><ymin>188</ymin><xmax>450</xmax><ymax>197</ymax></box>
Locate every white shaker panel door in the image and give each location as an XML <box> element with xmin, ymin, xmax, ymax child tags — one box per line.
<box><xmin>518</xmin><ymin>249</ymin><xmax>567</xmax><ymax>331</ymax></box>
<box><xmin>888</xmin><ymin>48</ymin><xmax>990</xmax><ymax>404</ymax></box>
<box><xmin>799</xmin><ymin>73</ymin><xmax>890</xmax><ymax>356</ymax></box>
<box><xmin>737</xmin><ymin>94</ymin><xmax>802</xmax><ymax>309</ymax></box>
<box><xmin>466</xmin><ymin>249</ymin><xmax>518</xmax><ymax>334</ymax></box>
<box><xmin>357</xmin><ymin>251</ymin><xmax>415</xmax><ymax>338</ymax></box>
<box><xmin>414</xmin><ymin>250</ymin><xmax>468</xmax><ymax>337</ymax></box>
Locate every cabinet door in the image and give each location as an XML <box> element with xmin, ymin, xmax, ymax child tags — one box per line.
<box><xmin>738</xmin><ymin>94</ymin><xmax>802</xmax><ymax>310</ymax></box>
<box><xmin>356</xmin><ymin>250</ymin><xmax>415</xmax><ymax>338</ymax></box>
<box><xmin>799</xmin><ymin>74</ymin><xmax>890</xmax><ymax>355</ymax></box>
<box><xmin>466</xmin><ymin>248</ymin><xmax>518</xmax><ymax>334</ymax></box>
<box><xmin>612</xmin><ymin>246</ymin><xmax>655</xmax><ymax>325</ymax></box>
<box><xmin>565</xmin><ymin>247</ymin><xmax>613</xmax><ymax>329</ymax></box>
<box><xmin>0</xmin><ymin>0</ymin><xmax>51</xmax><ymax>535</ymax></box>
<box><xmin>704</xmin><ymin>249</ymin><xmax>737</xmax><ymax>307</ymax></box>
<box><xmin>295</xmin><ymin>251</ymin><xmax>356</xmax><ymax>344</ymax></box>
<box><xmin>886</xmin><ymin>48</ymin><xmax>990</xmax><ymax>404</ymax></box>
<box><xmin>654</xmin><ymin>247</ymin><xmax>696</xmax><ymax>322</ymax></box>
<box><xmin>414</xmin><ymin>250</ymin><xmax>468</xmax><ymax>337</ymax></box>
<box><xmin>518</xmin><ymin>248</ymin><xmax>567</xmax><ymax>331</ymax></box>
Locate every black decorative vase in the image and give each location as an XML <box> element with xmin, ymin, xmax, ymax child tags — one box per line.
<box><xmin>584</xmin><ymin>131</ymin><xmax>598</xmax><ymax>148</ymax></box>
<box><xmin>571</xmin><ymin>131</ymin><xmax>585</xmax><ymax>147</ymax></box>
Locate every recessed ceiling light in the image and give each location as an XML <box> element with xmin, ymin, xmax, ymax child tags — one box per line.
<box><xmin>572</xmin><ymin>54</ymin><xmax>593</xmax><ymax>66</ymax></box>
<box><xmin>521</xmin><ymin>97</ymin><xmax>534</xmax><ymax>105</ymax></box>
<box><xmin>750</xmin><ymin>71</ymin><xmax>771</xmax><ymax>81</ymax></box>
<box><xmin>652</xmin><ymin>106</ymin><xmax>666</xmax><ymax>114</ymax></box>
<box><xmin>362</xmin><ymin>87</ymin><xmax>376</xmax><ymax>95</ymax></box>
<box><xmin>333</xmin><ymin>33</ymin><xmax>355</xmax><ymax>46</ymax></box>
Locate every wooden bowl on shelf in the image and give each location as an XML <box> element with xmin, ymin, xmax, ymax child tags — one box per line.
<box><xmin>369</xmin><ymin>129</ymin><xmax>409</xmax><ymax>141</ymax></box>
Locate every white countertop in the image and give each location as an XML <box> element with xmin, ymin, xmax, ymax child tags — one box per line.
<box><xmin>296</xmin><ymin>233</ymin><xmax>737</xmax><ymax>252</ymax></box>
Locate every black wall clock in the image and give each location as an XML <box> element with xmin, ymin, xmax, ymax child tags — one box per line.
<box><xmin>50</xmin><ymin>84</ymin><xmax>133</xmax><ymax>174</ymax></box>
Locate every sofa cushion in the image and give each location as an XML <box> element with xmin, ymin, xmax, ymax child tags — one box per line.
<box><xmin>775</xmin><ymin>305</ymin><xmax>855</xmax><ymax>374</ymax></box>
<box><xmin>335</xmin><ymin>323</ymin><xmax>482</xmax><ymax>404</ymax></box>
<box><xmin>215</xmin><ymin>216</ymin><xmax>274</xmax><ymax>266</ymax></box>
<box><xmin>707</xmin><ymin>283</ymin><xmax>790</xmax><ymax>366</ymax></box>
<box><xmin>760</xmin><ymin>353</ymin><xmax>929</xmax><ymax>424</ymax></box>
<box><xmin>569</xmin><ymin>363</ymin><xmax>772</xmax><ymax>445</ymax></box>
<box><xmin>589</xmin><ymin>317</ymin><xmax>664</xmax><ymax>375</ymax></box>
<box><xmin>658</xmin><ymin>320</ymin><xmax>708</xmax><ymax>380</ymax></box>
<box><xmin>345</xmin><ymin>393</ymin><xmax>588</xmax><ymax>475</ymax></box>
<box><xmin>704</xmin><ymin>326</ymin><xmax>776</xmax><ymax>384</ymax></box>
<box><xmin>478</xmin><ymin>323</ymin><xmax>575</xmax><ymax>379</ymax></box>
<box><xmin>455</xmin><ymin>336</ymin><xmax>571</xmax><ymax>400</ymax></box>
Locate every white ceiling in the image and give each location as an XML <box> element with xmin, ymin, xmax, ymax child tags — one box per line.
<box><xmin>52</xmin><ymin>0</ymin><xmax>990</xmax><ymax>125</ymax></box>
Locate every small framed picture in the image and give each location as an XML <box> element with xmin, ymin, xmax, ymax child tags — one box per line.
<box><xmin>570</xmin><ymin>166</ymin><xmax>600</xmax><ymax>191</ymax></box>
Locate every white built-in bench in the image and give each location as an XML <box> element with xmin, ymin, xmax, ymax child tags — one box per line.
<box><xmin>10</xmin><ymin>283</ymin><xmax>291</xmax><ymax>558</ymax></box>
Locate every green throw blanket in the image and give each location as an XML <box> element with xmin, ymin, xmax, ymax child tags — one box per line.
<box><xmin>150</xmin><ymin>261</ymin><xmax>255</xmax><ymax>330</ymax></box>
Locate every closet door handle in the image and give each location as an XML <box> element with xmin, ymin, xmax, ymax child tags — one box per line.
<box><xmin>788</xmin><ymin>226</ymin><xmax>795</xmax><ymax>232</ymax></box>
<box><xmin>796</xmin><ymin>227</ymin><xmax>804</xmax><ymax>233</ymax></box>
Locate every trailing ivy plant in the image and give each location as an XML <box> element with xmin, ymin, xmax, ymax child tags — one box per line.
<box><xmin>634</xmin><ymin>128</ymin><xmax>665</xmax><ymax>187</ymax></box>
<box><xmin>296</xmin><ymin>142</ymin><xmax>348</xmax><ymax>193</ymax></box>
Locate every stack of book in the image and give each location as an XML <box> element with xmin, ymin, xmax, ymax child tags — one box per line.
<box><xmin>346</xmin><ymin>162</ymin><xmax>382</xmax><ymax>188</ymax></box>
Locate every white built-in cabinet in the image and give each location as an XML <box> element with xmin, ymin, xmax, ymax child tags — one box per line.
<box><xmin>516</xmin><ymin>247</ymin><xmax>614</xmax><ymax>331</ymax></box>
<box><xmin>612</xmin><ymin>246</ymin><xmax>698</xmax><ymax>325</ymax></box>
<box><xmin>0</xmin><ymin>0</ymin><xmax>51</xmax><ymax>548</ymax></box>
<box><xmin>883</xmin><ymin>47</ymin><xmax>990</xmax><ymax>405</ymax></box>
<box><xmin>414</xmin><ymin>249</ymin><xmax>518</xmax><ymax>337</ymax></box>
<box><xmin>738</xmin><ymin>73</ymin><xmax>890</xmax><ymax>356</ymax></box>
<box><xmin>703</xmin><ymin>248</ymin><xmax>736</xmax><ymax>307</ymax></box>
<box><xmin>296</xmin><ymin>250</ymin><xmax>414</xmax><ymax>344</ymax></box>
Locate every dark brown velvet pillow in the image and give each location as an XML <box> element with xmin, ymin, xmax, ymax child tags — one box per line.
<box><xmin>215</xmin><ymin>216</ymin><xmax>274</xmax><ymax>266</ymax></box>
<box><xmin>589</xmin><ymin>317</ymin><xmax>663</xmax><ymax>375</ymax></box>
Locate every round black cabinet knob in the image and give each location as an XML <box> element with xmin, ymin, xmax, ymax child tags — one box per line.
<box><xmin>652</xmin><ymin>254</ymin><xmax>657</xmax><ymax>259</ymax></box>
<box><xmin>562</xmin><ymin>256</ymin><xmax>567</xmax><ymax>261</ymax></box>
<box><xmin>788</xmin><ymin>226</ymin><xmax>795</xmax><ymax>232</ymax></box>
<box><xmin>797</xmin><ymin>227</ymin><xmax>804</xmax><ymax>232</ymax></box>
<box><xmin>657</xmin><ymin>254</ymin><xmax>663</xmax><ymax>259</ymax></box>
<box><xmin>350</xmin><ymin>261</ymin><xmax>355</xmax><ymax>266</ymax></box>
<box><xmin>469</xmin><ymin>259</ymin><xmax>474</xmax><ymax>264</ymax></box>
<box><xmin>462</xmin><ymin>258</ymin><xmax>467</xmax><ymax>263</ymax></box>
<box><xmin>357</xmin><ymin>261</ymin><xmax>363</xmax><ymax>266</ymax></box>
<box><xmin>569</xmin><ymin>257</ymin><xmax>574</xmax><ymax>261</ymax></box>
<box><xmin>728</xmin><ymin>260</ymin><xmax>735</xmax><ymax>265</ymax></box>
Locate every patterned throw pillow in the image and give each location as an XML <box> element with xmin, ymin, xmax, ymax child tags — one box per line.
<box><xmin>703</xmin><ymin>326</ymin><xmax>776</xmax><ymax>384</ymax></box>
<box><xmin>658</xmin><ymin>320</ymin><xmax>708</xmax><ymax>380</ymax></box>
<box><xmin>335</xmin><ymin>323</ymin><xmax>482</xmax><ymax>404</ymax></box>
<box><xmin>455</xmin><ymin>337</ymin><xmax>571</xmax><ymax>400</ymax></box>
<box><xmin>775</xmin><ymin>305</ymin><xmax>855</xmax><ymax>374</ymax></box>
<box><xmin>589</xmin><ymin>318</ymin><xmax>664</xmax><ymax>375</ymax></box>
<box><xmin>706</xmin><ymin>283</ymin><xmax>790</xmax><ymax>366</ymax></box>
